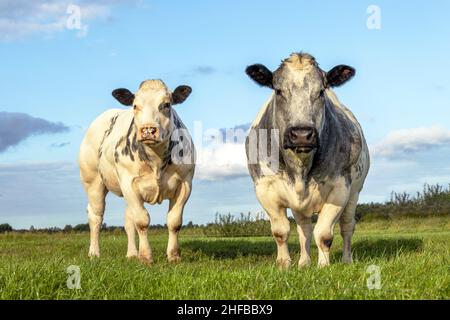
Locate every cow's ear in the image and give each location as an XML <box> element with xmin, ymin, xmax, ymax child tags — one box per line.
<box><xmin>245</xmin><ymin>64</ymin><xmax>273</xmax><ymax>88</ymax></box>
<box><xmin>172</xmin><ymin>85</ymin><xmax>192</xmax><ymax>105</ymax></box>
<box><xmin>112</xmin><ymin>88</ymin><xmax>134</xmax><ymax>106</ymax></box>
<box><xmin>326</xmin><ymin>65</ymin><xmax>355</xmax><ymax>87</ymax></box>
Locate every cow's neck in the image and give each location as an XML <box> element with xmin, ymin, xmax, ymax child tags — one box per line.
<box><xmin>138</xmin><ymin>141</ymin><xmax>170</xmax><ymax>178</ymax></box>
<box><xmin>280</xmin><ymin>147</ymin><xmax>314</xmax><ymax>187</ymax></box>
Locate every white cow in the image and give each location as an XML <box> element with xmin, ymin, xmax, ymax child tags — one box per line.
<box><xmin>79</xmin><ymin>80</ymin><xmax>195</xmax><ymax>264</ymax></box>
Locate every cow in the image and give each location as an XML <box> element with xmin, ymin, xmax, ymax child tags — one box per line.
<box><xmin>79</xmin><ymin>79</ymin><xmax>195</xmax><ymax>264</ymax></box>
<box><xmin>244</xmin><ymin>53</ymin><xmax>370</xmax><ymax>268</ymax></box>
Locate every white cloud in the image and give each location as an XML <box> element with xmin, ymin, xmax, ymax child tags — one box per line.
<box><xmin>370</xmin><ymin>126</ymin><xmax>450</xmax><ymax>158</ymax></box>
<box><xmin>0</xmin><ymin>0</ymin><xmax>137</xmax><ymax>41</ymax></box>
<box><xmin>193</xmin><ymin>123</ymin><xmax>251</xmax><ymax>181</ymax></box>
<box><xmin>195</xmin><ymin>143</ymin><xmax>248</xmax><ymax>181</ymax></box>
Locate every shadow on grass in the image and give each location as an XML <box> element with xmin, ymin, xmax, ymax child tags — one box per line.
<box><xmin>185</xmin><ymin>237</ymin><xmax>423</xmax><ymax>261</ymax></box>
<box><xmin>183</xmin><ymin>239</ymin><xmax>278</xmax><ymax>259</ymax></box>
<box><xmin>339</xmin><ymin>238</ymin><xmax>424</xmax><ymax>262</ymax></box>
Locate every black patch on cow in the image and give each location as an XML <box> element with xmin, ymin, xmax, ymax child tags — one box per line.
<box><xmin>166</xmin><ymin>111</ymin><xmax>192</xmax><ymax>167</ymax></box>
<box><xmin>137</xmin><ymin>143</ymin><xmax>150</xmax><ymax>162</ymax></box>
<box><xmin>99</xmin><ymin>113</ymin><xmax>119</xmax><ymax>159</ymax></box>
<box><xmin>323</xmin><ymin>238</ymin><xmax>333</xmax><ymax>248</ymax></box>
<box><xmin>308</xmin><ymin>97</ymin><xmax>362</xmax><ymax>186</ymax></box>
<box><xmin>126</xmin><ymin>124</ymin><xmax>135</xmax><ymax>161</ymax></box>
<box><xmin>245</xmin><ymin>100</ymin><xmax>288</xmax><ymax>181</ymax></box>
<box><xmin>117</xmin><ymin>121</ymin><xmax>136</xmax><ymax>162</ymax></box>
<box><xmin>131</xmin><ymin>133</ymin><xmax>138</xmax><ymax>153</ymax></box>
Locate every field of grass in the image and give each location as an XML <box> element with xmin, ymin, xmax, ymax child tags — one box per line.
<box><xmin>0</xmin><ymin>216</ymin><xmax>449</xmax><ymax>300</ymax></box>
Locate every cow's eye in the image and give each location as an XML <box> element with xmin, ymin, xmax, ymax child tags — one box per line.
<box><xmin>275</xmin><ymin>89</ymin><xmax>283</xmax><ymax>96</ymax></box>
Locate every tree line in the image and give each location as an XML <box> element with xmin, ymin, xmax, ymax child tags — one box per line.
<box><xmin>1</xmin><ymin>183</ymin><xmax>449</xmax><ymax>234</ymax></box>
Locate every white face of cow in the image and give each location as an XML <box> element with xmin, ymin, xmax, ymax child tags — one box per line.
<box><xmin>112</xmin><ymin>80</ymin><xmax>192</xmax><ymax>145</ymax></box>
<box><xmin>246</xmin><ymin>53</ymin><xmax>355</xmax><ymax>156</ymax></box>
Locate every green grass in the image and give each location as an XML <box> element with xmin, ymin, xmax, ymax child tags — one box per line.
<box><xmin>0</xmin><ymin>217</ymin><xmax>449</xmax><ymax>299</ymax></box>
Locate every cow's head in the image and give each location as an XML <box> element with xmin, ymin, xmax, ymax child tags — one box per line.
<box><xmin>112</xmin><ymin>80</ymin><xmax>191</xmax><ymax>145</ymax></box>
<box><xmin>246</xmin><ymin>53</ymin><xmax>354</xmax><ymax>157</ymax></box>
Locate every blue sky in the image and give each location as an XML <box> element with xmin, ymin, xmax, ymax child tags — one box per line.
<box><xmin>1</xmin><ymin>0</ymin><xmax>450</xmax><ymax>228</ymax></box>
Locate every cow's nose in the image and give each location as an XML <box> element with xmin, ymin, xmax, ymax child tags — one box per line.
<box><xmin>141</xmin><ymin>126</ymin><xmax>160</xmax><ymax>140</ymax></box>
<box><xmin>285</xmin><ymin>126</ymin><xmax>318</xmax><ymax>147</ymax></box>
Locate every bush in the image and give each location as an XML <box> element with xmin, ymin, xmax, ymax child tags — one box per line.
<box><xmin>0</xmin><ymin>223</ymin><xmax>13</xmax><ymax>233</ymax></box>
<box><xmin>357</xmin><ymin>183</ymin><xmax>450</xmax><ymax>221</ymax></box>
<box><xmin>202</xmin><ymin>212</ymin><xmax>271</xmax><ymax>237</ymax></box>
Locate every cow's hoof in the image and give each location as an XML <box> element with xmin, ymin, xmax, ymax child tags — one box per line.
<box><xmin>88</xmin><ymin>251</ymin><xmax>100</xmax><ymax>259</ymax></box>
<box><xmin>317</xmin><ymin>261</ymin><xmax>330</xmax><ymax>268</ymax></box>
<box><xmin>276</xmin><ymin>259</ymin><xmax>291</xmax><ymax>270</ymax></box>
<box><xmin>126</xmin><ymin>253</ymin><xmax>138</xmax><ymax>260</ymax></box>
<box><xmin>298</xmin><ymin>257</ymin><xmax>311</xmax><ymax>268</ymax></box>
<box><xmin>126</xmin><ymin>248</ymin><xmax>138</xmax><ymax>259</ymax></box>
<box><xmin>168</xmin><ymin>255</ymin><xmax>181</xmax><ymax>263</ymax></box>
<box><xmin>139</xmin><ymin>255</ymin><xmax>153</xmax><ymax>265</ymax></box>
<box><xmin>342</xmin><ymin>256</ymin><xmax>353</xmax><ymax>264</ymax></box>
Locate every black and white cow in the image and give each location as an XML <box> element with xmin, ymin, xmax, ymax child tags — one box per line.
<box><xmin>79</xmin><ymin>80</ymin><xmax>195</xmax><ymax>264</ymax></box>
<box><xmin>245</xmin><ymin>53</ymin><xmax>370</xmax><ymax>267</ymax></box>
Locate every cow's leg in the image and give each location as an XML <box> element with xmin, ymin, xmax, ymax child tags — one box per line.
<box><xmin>166</xmin><ymin>181</ymin><xmax>191</xmax><ymax>263</ymax></box>
<box><xmin>133</xmin><ymin>205</ymin><xmax>152</xmax><ymax>264</ymax></box>
<box><xmin>122</xmin><ymin>189</ymin><xmax>152</xmax><ymax>264</ymax></box>
<box><xmin>124</xmin><ymin>206</ymin><xmax>138</xmax><ymax>259</ymax></box>
<box><xmin>314</xmin><ymin>181</ymin><xmax>350</xmax><ymax>267</ymax></box>
<box><xmin>270</xmin><ymin>209</ymin><xmax>291</xmax><ymax>270</ymax></box>
<box><xmin>314</xmin><ymin>204</ymin><xmax>344</xmax><ymax>267</ymax></box>
<box><xmin>292</xmin><ymin>213</ymin><xmax>312</xmax><ymax>267</ymax></box>
<box><xmin>340</xmin><ymin>192</ymin><xmax>359</xmax><ymax>264</ymax></box>
<box><xmin>256</xmin><ymin>188</ymin><xmax>291</xmax><ymax>269</ymax></box>
<box><xmin>86</xmin><ymin>177</ymin><xmax>107</xmax><ymax>258</ymax></box>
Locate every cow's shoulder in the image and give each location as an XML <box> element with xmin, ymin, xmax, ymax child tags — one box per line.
<box><xmin>246</xmin><ymin>97</ymin><xmax>288</xmax><ymax>180</ymax></box>
<box><xmin>331</xmin><ymin>101</ymin><xmax>364</xmax><ymax>167</ymax></box>
<box><xmin>310</xmin><ymin>92</ymin><xmax>364</xmax><ymax>184</ymax></box>
<box><xmin>83</xmin><ymin>109</ymin><xmax>123</xmax><ymax>146</ymax></box>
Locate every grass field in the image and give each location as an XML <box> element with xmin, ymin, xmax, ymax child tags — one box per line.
<box><xmin>0</xmin><ymin>216</ymin><xmax>449</xmax><ymax>299</ymax></box>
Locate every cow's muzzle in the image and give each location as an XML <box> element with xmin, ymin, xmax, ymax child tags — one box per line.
<box><xmin>140</xmin><ymin>126</ymin><xmax>161</xmax><ymax>144</ymax></box>
<box><xmin>283</xmin><ymin>126</ymin><xmax>318</xmax><ymax>153</ymax></box>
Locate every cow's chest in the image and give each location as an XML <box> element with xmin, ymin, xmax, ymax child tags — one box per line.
<box><xmin>286</xmin><ymin>180</ymin><xmax>331</xmax><ymax>215</ymax></box>
<box><xmin>132</xmin><ymin>167</ymin><xmax>181</xmax><ymax>205</ymax></box>
<box><xmin>256</xmin><ymin>175</ymin><xmax>332</xmax><ymax>216</ymax></box>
